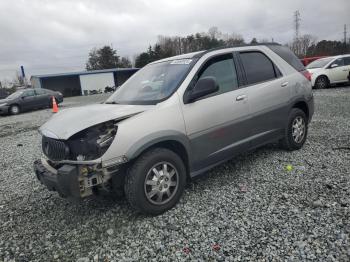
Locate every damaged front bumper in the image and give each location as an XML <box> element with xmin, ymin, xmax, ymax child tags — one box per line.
<box><xmin>34</xmin><ymin>158</ymin><xmax>118</xmax><ymax>198</ymax></box>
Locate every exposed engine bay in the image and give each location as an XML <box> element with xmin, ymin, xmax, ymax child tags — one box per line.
<box><xmin>42</xmin><ymin>120</ymin><xmax>118</xmax><ymax>162</ymax></box>
<box><xmin>37</xmin><ymin>120</ymin><xmax>125</xmax><ymax>198</ymax></box>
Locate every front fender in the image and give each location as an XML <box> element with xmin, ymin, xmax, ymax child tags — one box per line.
<box><xmin>125</xmin><ymin>130</ymin><xmax>191</xmax><ymax>161</ymax></box>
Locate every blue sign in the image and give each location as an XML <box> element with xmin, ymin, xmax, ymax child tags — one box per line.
<box><xmin>20</xmin><ymin>66</ymin><xmax>25</xmax><ymax>78</ymax></box>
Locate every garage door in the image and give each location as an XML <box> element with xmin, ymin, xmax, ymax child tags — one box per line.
<box><xmin>79</xmin><ymin>73</ymin><xmax>115</xmax><ymax>95</ymax></box>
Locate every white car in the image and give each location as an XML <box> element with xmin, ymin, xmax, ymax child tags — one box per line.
<box><xmin>307</xmin><ymin>55</ymin><xmax>350</xmax><ymax>89</ymax></box>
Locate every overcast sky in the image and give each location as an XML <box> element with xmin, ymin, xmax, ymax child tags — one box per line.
<box><xmin>0</xmin><ymin>0</ymin><xmax>349</xmax><ymax>82</ymax></box>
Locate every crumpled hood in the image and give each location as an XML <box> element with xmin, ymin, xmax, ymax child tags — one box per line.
<box><xmin>40</xmin><ymin>104</ymin><xmax>154</xmax><ymax>139</ymax></box>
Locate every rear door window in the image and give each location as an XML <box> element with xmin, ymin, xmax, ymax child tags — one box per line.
<box><xmin>35</xmin><ymin>89</ymin><xmax>46</xmax><ymax>95</ymax></box>
<box><xmin>239</xmin><ymin>52</ymin><xmax>277</xmax><ymax>85</ymax></box>
<box><xmin>344</xmin><ymin>57</ymin><xmax>350</xmax><ymax>66</ymax></box>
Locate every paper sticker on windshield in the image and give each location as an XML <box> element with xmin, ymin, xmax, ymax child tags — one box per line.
<box><xmin>170</xmin><ymin>59</ymin><xmax>192</xmax><ymax>65</ymax></box>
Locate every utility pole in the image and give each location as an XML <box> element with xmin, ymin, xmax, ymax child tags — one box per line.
<box><xmin>294</xmin><ymin>10</ymin><xmax>301</xmax><ymax>41</ymax></box>
<box><xmin>344</xmin><ymin>24</ymin><xmax>347</xmax><ymax>54</ymax></box>
<box><xmin>344</xmin><ymin>24</ymin><xmax>347</xmax><ymax>44</ymax></box>
<box><xmin>293</xmin><ymin>10</ymin><xmax>301</xmax><ymax>56</ymax></box>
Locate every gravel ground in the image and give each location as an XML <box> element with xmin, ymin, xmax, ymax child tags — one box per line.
<box><xmin>0</xmin><ymin>88</ymin><xmax>349</xmax><ymax>261</ymax></box>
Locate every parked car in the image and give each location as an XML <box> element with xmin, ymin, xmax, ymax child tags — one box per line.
<box><xmin>300</xmin><ymin>56</ymin><xmax>328</xmax><ymax>66</ymax></box>
<box><xmin>34</xmin><ymin>44</ymin><xmax>314</xmax><ymax>215</ymax></box>
<box><xmin>306</xmin><ymin>54</ymin><xmax>350</xmax><ymax>89</ymax></box>
<box><xmin>0</xmin><ymin>88</ymin><xmax>63</xmax><ymax>115</ymax></box>
<box><xmin>104</xmin><ymin>86</ymin><xmax>116</xmax><ymax>93</ymax></box>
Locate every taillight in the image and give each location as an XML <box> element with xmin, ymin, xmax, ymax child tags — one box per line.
<box><xmin>301</xmin><ymin>70</ymin><xmax>312</xmax><ymax>81</ymax></box>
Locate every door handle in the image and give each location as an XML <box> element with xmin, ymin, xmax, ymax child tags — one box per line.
<box><xmin>281</xmin><ymin>82</ymin><xmax>289</xmax><ymax>87</ymax></box>
<box><xmin>236</xmin><ymin>95</ymin><xmax>247</xmax><ymax>101</ymax></box>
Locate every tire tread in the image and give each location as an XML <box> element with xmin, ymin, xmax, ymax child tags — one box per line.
<box><xmin>124</xmin><ymin>147</ymin><xmax>186</xmax><ymax>215</ymax></box>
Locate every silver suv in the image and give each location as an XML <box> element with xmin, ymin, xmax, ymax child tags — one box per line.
<box><xmin>34</xmin><ymin>44</ymin><xmax>314</xmax><ymax>215</ymax></box>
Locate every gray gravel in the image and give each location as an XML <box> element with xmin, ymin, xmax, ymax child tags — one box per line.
<box><xmin>0</xmin><ymin>88</ymin><xmax>349</xmax><ymax>261</ymax></box>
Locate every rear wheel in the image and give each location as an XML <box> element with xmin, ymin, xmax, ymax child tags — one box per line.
<box><xmin>9</xmin><ymin>105</ymin><xmax>20</xmax><ymax>115</ymax></box>
<box><xmin>315</xmin><ymin>76</ymin><xmax>329</xmax><ymax>89</ymax></box>
<box><xmin>124</xmin><ymin>148</ymin><xmax>186</xmax><ymax>215</ymax></box>
<box><xmin>280</xmin><ymin>108</ymin><xmax>308</xmax><ymax>151</ymax></box>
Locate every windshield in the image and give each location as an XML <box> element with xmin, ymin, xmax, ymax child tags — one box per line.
<box><xmin>306</xmin><ymin>57</ymin><xmax>333</xmax><ymax>69</ymax></box>
<box><xmin>105</xmin><ymin>59</ymin><xmax>194</xmax><ymax>105</ymax></box>
<box><xmin>6</xmin><ymin>91</ymin><xmax>23</xmax><ymax>99</ymax></box>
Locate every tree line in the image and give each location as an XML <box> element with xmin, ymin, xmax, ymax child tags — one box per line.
<box><xmin>86</xmin><ymin>27</ymin><xmax>350</xmax><ymax>70</ymax></box>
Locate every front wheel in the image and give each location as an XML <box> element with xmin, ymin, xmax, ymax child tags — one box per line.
<box><xmin>124</xmin><ymin>148</ymin><xmax>186</xmax><ymax>215</ymax></box>
<box><xmin>9</xmin><ymin>105</ymin><xmax>20</xmax><ymax>115</ymax></box>
<box><xmin>314</xmin><ymin>76</ymin><xmax>329</xmax><ymax>89</ymax></box>
<box><xmin>280</xmin><ymin>108</ymin><xmax>308</xmax><ymax>151</ymax></box>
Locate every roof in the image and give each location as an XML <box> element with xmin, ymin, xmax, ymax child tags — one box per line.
<box><xmin>31</xmin><ymin>68</ymin><xmax>139</xmax><ymax>79</ymax></box>
<box><xmin>151</xmin><ymin>51</ymin><xmax>205</xmax><ymax>64</ymax></box>
<box><xmin>150</xmin><ymin>43</ymin><xmax>281</xmax><ymax>64</ymax></box>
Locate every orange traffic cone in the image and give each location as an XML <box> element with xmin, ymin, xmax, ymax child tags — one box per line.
<box><xmin>52</xmin><ymin>96</ymin><xmax>58</xmax><ymax>113</ymax></box>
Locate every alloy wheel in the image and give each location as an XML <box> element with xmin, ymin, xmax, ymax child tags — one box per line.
<box><xmin>317</xmin><ymin>77</ymin><xmax>327</xmax><ymax>89</ymax></box>
<box><xmin>292</xmin><ymin>116</ymin><xmax>306</xmax><ymax>143</ymax></box>
<box><xmin>144</xmin><ymin>162</ymin><xmax>179</xmax><ymax>205</ymax></box>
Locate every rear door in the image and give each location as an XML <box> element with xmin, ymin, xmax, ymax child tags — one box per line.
<box><xmin>328</xmin><ymin>58</ymin><xmax>348</xmax><ymax>83</ymax></box>
<box><xmin>35</xmin><ymin>88</ymin><xmax>50</xmax><ymax>107</ymax></box>
<box><xmin>238</xmin><ymin>50</ymin><xmax>290</xmax><ymax>146</ymax></box>
<box><xmin>181</xmin><ymin>53</ymin><xmax>251</xmax><ymax>172</ymax></box>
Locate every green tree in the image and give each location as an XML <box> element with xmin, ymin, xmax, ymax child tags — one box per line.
<box><xmin>250</xmin><ymin>38</ymin><xmax>258</xmax><ymax>44</ymax></box>
<box><xmin>119</xmin><ymin>57</ymin><xmax>132</xmax><ymax>68</ymax></box>
<box><xmin>135</xmin><ymin>52</ymin><xmax>151</xmax><ymax>68</ymax></box>
<box><xmin>86</xmin><ymin>45</ymin><xmax>131</xmax><ymax>70</ymax></box>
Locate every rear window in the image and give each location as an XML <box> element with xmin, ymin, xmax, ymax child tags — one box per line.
<box><xmin>268</xmin><ymin>45</ymin><xmax>305</xmax><ymax>72</ymax></box>
<box><xmin>240</xmin><ymin>52</ymin><xmax>277</xmax><ymax>85</ymax></box>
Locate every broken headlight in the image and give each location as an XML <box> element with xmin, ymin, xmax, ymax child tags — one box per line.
<box><xmin>66</xmin><ymin>121</ymin><xmax>118</xmax><ymax>161</ymax></box>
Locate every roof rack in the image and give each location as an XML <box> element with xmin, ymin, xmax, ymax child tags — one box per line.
<box><xmin>193</xmin><ymin>42</ymin><xmax>281</xmax><ymax>58</ymax></box>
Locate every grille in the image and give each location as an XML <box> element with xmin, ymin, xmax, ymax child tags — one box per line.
<box><xmin>42</xmin><ymin>136</ymin><xmax>69</xmax><ymax>161</ymax></box>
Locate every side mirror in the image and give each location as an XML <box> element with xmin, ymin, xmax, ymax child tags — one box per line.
<box><xmin>185</xmin><ymin>77</ymin><xmax>219</xmax><ymax>103</ymax></box>
<box><xmin>330</xmin><ymin>63</ymin><xmax>338</xmax><ymax>68</ymax></box>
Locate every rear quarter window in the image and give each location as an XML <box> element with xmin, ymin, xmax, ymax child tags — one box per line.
<box><xmin>268</xmin><ymin>45</ymin><xmax>305</xmax><ymax>72</ymax></box>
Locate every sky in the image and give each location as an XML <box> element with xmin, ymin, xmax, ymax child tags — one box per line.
<box><xmin>0</xmin><ymin>0</ymin><xmax>349</xmax><ymax>83</ymax></box>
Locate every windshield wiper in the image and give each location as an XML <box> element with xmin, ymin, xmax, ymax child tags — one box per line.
<box><xmin>105</xmin><ymin>101</ymin><xmax>118</xmax><ymax>104</ymax></box>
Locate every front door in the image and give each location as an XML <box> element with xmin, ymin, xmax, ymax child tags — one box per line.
<box><xmin>328</xmin><ymin>58</ymin><xmax>348</xmax><ymax>83</ymax></box>
<box><xmin>20</xmin><ymin>89</ymin><xmax>37</xmax><ymax>111</ymax></box>
<box><xmin>181</xmin><ymin>53</ymin><xmax>251</xmax><ymax>172</ymax></box>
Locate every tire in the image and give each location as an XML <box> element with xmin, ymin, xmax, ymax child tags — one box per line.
<box><xmin>124</xmin><ymin>148</ymin><xmax>186</xmax><ymax>215</ymax></box>
<box><xmin>9</xmin><ymin>105</ymin><xmax>20</xmax><ymax>115</ymax></box>
<box><xmin>314</xmin><ymin>76</ymin><xmax>329</xmax><ymax>89</ymax></box>
<box><xmin>280</xmin><ymin>108</ymin><xmax>308</xmax><ymax>151</ymax></box>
